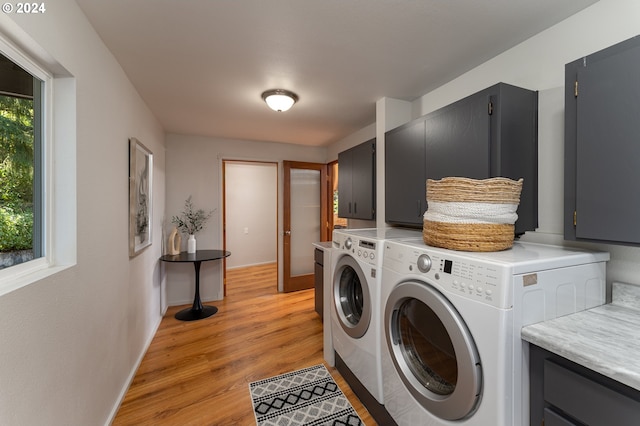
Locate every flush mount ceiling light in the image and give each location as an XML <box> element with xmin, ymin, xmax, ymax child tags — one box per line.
<box><xmin>261</xmin><ymin>89</ymin><xmax>299</xmax><ymax>112</ymax></box>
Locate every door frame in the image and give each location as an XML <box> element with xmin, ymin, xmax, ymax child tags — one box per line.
<box><xmin>222</xmin><ymin>159</ymin><xmax>279</xmax><ymax>295</ymax></box>
<box><xmin>327</xmin><ymin>159</ymin><xmax>338</xmax><ymax>234</ymax></box>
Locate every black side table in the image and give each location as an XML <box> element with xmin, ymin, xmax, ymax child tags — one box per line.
<box><xmin>160</xmin><ymin>249</ymin><xmax>231</xmax><ymax>321</ymax></box>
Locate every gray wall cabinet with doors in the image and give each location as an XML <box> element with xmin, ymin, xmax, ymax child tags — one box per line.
<box><xmin>565</xmin><ymin>35</ymin><xmax>640</xmax><ymax>245</ymax></box>
<box><xmin>338</xmin><ymin>138</ymin><xmax>376</xmax><ymax>220</ymax></box>
<box><xmin>385</xmin><ymin>82</ymin><xmax>538</xmax><ymax>235</ymax></box>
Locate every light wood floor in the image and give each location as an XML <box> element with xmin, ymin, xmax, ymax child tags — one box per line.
<box><xmin>113</xmin><ymin>263</ymin><xmax>375</xmax><ymax>425</ymax></box>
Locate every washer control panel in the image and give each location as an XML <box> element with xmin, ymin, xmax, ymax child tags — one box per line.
<box><xmin>383</xmin><ymin>241</ymin><xmax>512</xmax><ymax>309</ymax></box>
<box><xmin>333</xmin><ymin>233</ymin><xmax>379</xmax><ymax>267</ymax></box>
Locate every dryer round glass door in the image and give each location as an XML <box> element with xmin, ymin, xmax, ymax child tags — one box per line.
<box><xmin>333</xmin><ymin>255</ymin><xmax>371</xmax><ymax>338</ymax></box>
<box><xmin>385</xmin><ymin>280</ymin><xmax>482</xmax><ymax>421</ymax></box>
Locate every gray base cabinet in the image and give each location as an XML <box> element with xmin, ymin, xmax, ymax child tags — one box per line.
<box><xmin>314</xmin><ymin>248</ymin><xmax>323</xmax><ymax>319</ymax></box>
<box><xmin>529</xmin><ymin>345</ymin><xmax>640</xmax><ymax>425</ymax></box>
<box><xmin>385</xmin><ymin>82</ymin><xmax>538</xmax><ymax>234</ymax></box>
<box><xmin>565</xmin><ymin>35</ymin><xmax>640</xmax><ymax>245</ymax></box>
<box><xmin>338</xmin><ymin>138</ymin><xmax>375</xmax><ymax>220</ymax></box>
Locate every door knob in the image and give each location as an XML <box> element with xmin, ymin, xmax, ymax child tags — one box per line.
<box><xmin>284</xmin><ymin>230</ymin><xmax>291</xmax><ymax>236</ymax></box>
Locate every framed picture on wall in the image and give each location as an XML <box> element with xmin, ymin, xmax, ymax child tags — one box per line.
<box><xmin>129</xmin><ymin>137</ymin><xmax>153</xmax><ymax>257</ymax></box>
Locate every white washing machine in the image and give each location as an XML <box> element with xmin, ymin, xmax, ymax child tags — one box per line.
<box><xmin>331</xmin><ymin>227</ymin><xmax>421</xmax><ymax>404</ymax></box>
<box><xmin>380</xmin><ymin>239</ymin><xmax>609</xmax><ymax>425</ymax></box>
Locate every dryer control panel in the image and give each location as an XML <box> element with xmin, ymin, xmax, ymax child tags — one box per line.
<box><xmin>383</xmin><ymin>242</ymin><xmax>512</xmax><ymax>309</ymax></box>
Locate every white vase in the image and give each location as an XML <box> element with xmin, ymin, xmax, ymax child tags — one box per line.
<box><xmin>187</xmin><ymin>234</ymin><xmax>196</xmax><ymax>253</ymax></box>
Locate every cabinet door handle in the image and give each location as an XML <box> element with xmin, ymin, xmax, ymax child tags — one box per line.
<box><xmin>417</xmin><ymin>200</ymin><xmax>422</xmax><ymax>217</ymax></box>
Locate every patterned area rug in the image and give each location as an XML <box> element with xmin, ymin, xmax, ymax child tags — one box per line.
<box><xmin>249</xmin><ymin>364</ymin><xmax>364</xmax><ymax>426</ymax></box>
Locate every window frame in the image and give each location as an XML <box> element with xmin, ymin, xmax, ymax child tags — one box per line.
<box><xmin>0</xmin><ymin>26</ymin><xmax>76</xmax><ymax>296</ymax></box>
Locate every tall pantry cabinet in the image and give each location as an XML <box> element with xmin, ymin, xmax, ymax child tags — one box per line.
<box><xmin>385</xmin><ymin>82</ymin><xmax>538</xmax><ymax>235</ymax></box>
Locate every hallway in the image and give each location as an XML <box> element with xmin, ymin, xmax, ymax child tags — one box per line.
<box><xmin>113</xmin><ymin>263</ymin><xmax>374</xmax><ymax>425</ymax></box>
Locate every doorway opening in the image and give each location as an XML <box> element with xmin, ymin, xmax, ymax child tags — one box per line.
<box><xmin>223</xmin><ymin>160</ymin><xmax>278</xmax><ymax>295</ymax></box>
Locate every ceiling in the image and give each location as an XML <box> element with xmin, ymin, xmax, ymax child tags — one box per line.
<box><xmin>75</xmin><ymin>0</ymin><xmax>598</xmax><ymax>147</ymax></box>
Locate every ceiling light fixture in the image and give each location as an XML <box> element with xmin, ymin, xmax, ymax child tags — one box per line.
<box><xmin>261</xmin><ymin>89</ymin><xmax>299</xmax><ymax>112</ymax></box>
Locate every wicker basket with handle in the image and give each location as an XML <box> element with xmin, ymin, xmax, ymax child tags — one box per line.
<box><xmin>423</xmin><ymin>177</ymin><xmax>523</xmax><ymax>252</ymax></box>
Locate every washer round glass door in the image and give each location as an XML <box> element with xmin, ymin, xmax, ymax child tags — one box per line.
<box><xmin>333</xmin><ymin>255</ymin><xmax>371</xmax><ymax>338</ymax></box>
<box><xmin>385</xmin><ymin>280</ymin><xmax>482</xmax><ymax>421</ymax></box>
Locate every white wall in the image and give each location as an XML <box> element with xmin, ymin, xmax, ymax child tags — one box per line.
<box><xmin>225</xmin><ymin>162</ymin><xmax>278</xmax><ymax>269</ymax></box>
<box><xmin>0</xmin><ymin>1</ymin><xmax>166</xmax><ymax>425</ymax></box>
<box><xmin>165</xmin><ymin>133</ymin><xmax>326</xmax><ymax>301</ymax></box>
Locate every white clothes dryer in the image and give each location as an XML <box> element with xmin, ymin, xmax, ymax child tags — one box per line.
<box><xmin>380</xmin><ymin>239</ymin><xmax>608</xmax><ymax>425</ymax></box>
<box><xmin>330</xmin><ymin>227</ymin><xmax>421</xmax><ymax>404</ymax></box>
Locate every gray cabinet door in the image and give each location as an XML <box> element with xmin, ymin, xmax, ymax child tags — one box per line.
<box><xmin>337</xmin><ymin>139</ymin><xmax>375</xmax><ymax>220</ymax></box>
<box><xmin>565</xmin><ymin>36</ymin><xmax>640</xmax><ymax>244</ymax></box>
<box><xmin>424</xmin><ymin>89</ymin><xmax>491</xmax><ymax>180</ymax></box>
<box><xmin>351</xmin><ymin>139</ymin><xmax>375</xmax><ymax>220</ymax></box>
<box><xmin>490</xmin><ymin>84</ymin><xmax>539</xmax><ymax>235</ymax></box>
<box><xmin>337</xmin><ymin>149</ymin><xmax>353</xmax><ymax>218</ymax></box>
<box><xmin>385</xmin><ymin>119</ymin><xmax>426</xmax><ymax>226</ymax></box>
<box><xmin>529</xmin><ymin>345</ymin><xmax>640</xmax><ymax>426</ymax></box>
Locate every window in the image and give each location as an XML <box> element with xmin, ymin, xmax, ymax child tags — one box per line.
<box><xmin>0</xmin><ymin>25</ymin><xmax>76</xmax><ymax>295</ymax></box>
<box><xmin>0</xmin><ymin>52</ymin><xmax>43</xmax><ymax>270</ymax></box>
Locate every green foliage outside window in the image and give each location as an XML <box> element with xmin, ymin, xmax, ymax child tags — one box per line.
<box><xmin>0</xmin><ymin>95</ymin><xmax>34</xmax><ymax>252</ymax></box>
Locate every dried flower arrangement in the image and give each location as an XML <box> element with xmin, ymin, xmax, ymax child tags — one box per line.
<box><xmin>171</xmin><ymin>196</ymin><xmax>213</xmax><ymax>235</ymax></box>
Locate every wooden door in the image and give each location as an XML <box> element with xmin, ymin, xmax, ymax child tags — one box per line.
<box><xmin>283</xmin><ymin>161</ymin><xmax>328</xmax><ymax>292</ymax></box>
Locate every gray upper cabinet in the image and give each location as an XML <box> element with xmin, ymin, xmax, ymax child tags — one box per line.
<box><xmin>385</xmin><ymin>83</ymin><xmax>538</xmax><ymax>235</ymax></box>
<box><xmin>385</xmin><ymin>119</ymin><xmax>426</xmax><ymax>226</ymax></box>
<box><xmin>565</xmin><ymin>35</ymin><xmax>640</xmax><ymax>245</ymax></box>
<box><xmin>338</xmin><ymin>138</ymin><xmax>376</xmax><ymax>220</ymax></box>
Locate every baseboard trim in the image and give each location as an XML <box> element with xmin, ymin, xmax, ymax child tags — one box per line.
<box><xmin>226</xmin><ymin>261</ymin><xmax>277</xmax><ymax>270</ymax></box>
<box><xmin>104</xmin><ymin>314</ymin><xmax>163</xmax><ymax>425</ymax></box>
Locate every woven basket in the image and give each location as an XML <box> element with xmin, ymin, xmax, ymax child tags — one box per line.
<box><xmin>423</xmin><ymin>177</ymin><xmax>523</xmax><ymax>252</ymax></box>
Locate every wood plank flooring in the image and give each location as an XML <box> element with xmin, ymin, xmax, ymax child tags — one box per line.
<box><xmin>113</xmin><ymin>263</ymin><xmax>375</xmax><ymax>425</ymax></box>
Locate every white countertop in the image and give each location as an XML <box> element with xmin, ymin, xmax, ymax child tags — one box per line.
<box><xmin>521</xmin><ymin>282</ymin><xmax>640</xmax><ymax>391</ymax></box>
<box><xmin>312</xmin><ymin>241</ymin><xmax>333</xmax><ymax>251</ymax></box>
